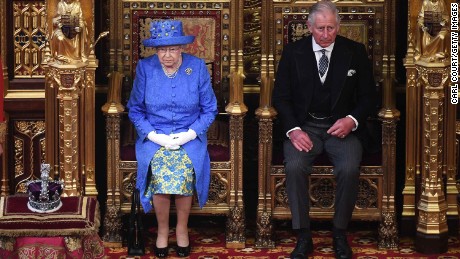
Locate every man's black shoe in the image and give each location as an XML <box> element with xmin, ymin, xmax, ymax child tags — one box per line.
<box><xmin>290</xmin><ymin>237</ymin><xmax>313</xmax><ymax>259</ymax></box>
<box><xmin>333</xmin><ymin>235</ymin><xmax>352</xmax><ymax>259</ymax></box>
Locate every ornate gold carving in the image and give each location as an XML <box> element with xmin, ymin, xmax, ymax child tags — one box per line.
<box><xmin>12</xmin><ymin>1</ymin><xmax>46</xmax><ymax>78</ymax></box>
<box><xmin>105</xmin><ymin>115</ymin><xmax>121</xmax><ymax>140</ymax></box>
<box><xmin>211</xmin><ymin>161</ymin><xmax>231</xmax><ymax>170</ymax></box>
<box><xmin>208</xmin><ymin>172</ymin><xmax>229</xmax><ymax>205</ymax></box>
<box><xmin>258</xmin><ymin>118</ymin><xmax>273</xmax><ymax>144</ymax></box>
<box><xmin>16</xmin><ymin>182</ymin><xmax>27</xmax><ymax>193</ymax></box>
<box><xmin>64</xmin><ymin>236</ymin><xmax>82</xmax><ymax>252</ymax></box>
<box><xmin>102</xmin><ymin>204</ymin><xmax>123</xmax><ymax>244</ymax></box>
<box><xmin>417</xmin><ymin>63</ymin><xmax>449</xmax><ymax>235</ymax></box>
<box><xmin>243</xmin><ymin>0</ymin><xmax>262</xmax><ymax>87</ymax></box>
<box><xmin>356</xmin><ymin>178</ymin><xmax>379</xmax><ymax>209</ymax></box>
<box><xmin>229</xmin><ymin>115</ymin><xmax>244</xmax><ymax>141</ymax></box>
<box><xmin>274</xmin><ymin>172</ymin><xmax>380</xmax><ymax>210</ymax></box>
<box><xmin>310</xmin><ymin>178</ymin><xmax>334</xmax><ymax>208</ymax></box>
<box><xmin>255</xmin><ymin>211</ymin><xmax>275</xmax><ymax>248</ymax></box>
<box><xmin>14</xmin><ymin>138</ymin><xmax>24</xmax><ymax>178</ymax></box>
<box><xmin>378</xmin><ymin>211</ymin><xmax>399</xmax><ymax>249</ymax></box>
<box><xmin>40</xmin><ymin>138</ymin><xmax>46</xmax><ymax>163</ymax></box>
<box><xmin>0</xmin><ymin>237</ymin><xmax>15</xmax><ymax>251</ymax></box>
<box><xmin>382</xmin><ymin>119</ymin><xmax>397</xmax><ymax>145</ymax></box>
<box><xmin>226</xmin><ymin>205</ymin><xmax>246</xmax><ymax>245</ymax></box>
<box><xmin>208</xmin><ymin>120</ymin><xmax>229</xmax><ymax>147</ymax></box>
<box><xmin>0</xmin><ymin>122</ymin><xmax>6</xmax><ymax>144</ymax></box>
<box><xmin>339</xmin><ymin>23</ymin><xmax>367</xmax><ymax>45</ymax></box>
<box><xmin>15</xmin><ymin>120</ymin><xmax>46</xmax><ymax>137</ymax></box>
<box><xmin>13</xmin><ymin>120</ymin><xmax>46</xmax><ymax>180</ymax></box>
<box><xmin>274</xmin><ymin>176</ymin><xmax>288</xmax><ymax>208</ymax></box>
<box><xmin>121</xmin><ymin>172</ymin><xmax>137</xmax><ymax>198</ymax></box>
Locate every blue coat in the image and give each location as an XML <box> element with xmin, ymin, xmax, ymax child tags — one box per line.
<box><xmin>127</xmin><ymin>53</ymin><xmax>218</xmax><ymax>212</ymax></box>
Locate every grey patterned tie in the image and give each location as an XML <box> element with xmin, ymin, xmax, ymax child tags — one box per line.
<box><xmin>318</xmin><ymin>49</ymin><xmax>328</xmax><ymax>77</ymax></box>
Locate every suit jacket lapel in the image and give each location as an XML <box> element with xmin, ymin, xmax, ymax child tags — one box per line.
<box><xmin>293</xmin><ymin>36</ymin><xmax>317</xmax><ymax>113</ymax></box>
<box><xmin>330</xmin><ymin>37</ymin><xmax>352</xmax><ymax>110</ymax></box>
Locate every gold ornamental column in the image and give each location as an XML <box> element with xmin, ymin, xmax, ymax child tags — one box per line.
<box><xmin>402</xmin><ymin>0</ymin><xmax>423</xmax><ymax>234</ymax></box>
<box><xmin>225</xmin><ymin>0</ymin><xmax>247</xmax><ymax>249</ymax></box>
<box><xmin>415</xmin><ymin>61</ymin><xmax>450</xmax><ymax>253</ymax></box>
<box><xmin>255</xmin><ymin>0</ymin><xmax>276</xmax><ymax>248</ymax></box>
<box><xmin>80</xmin><ymin>55</ymin><xmax>98</xmax><ymax>196</ymax></box>
<box><xmin>405</xmin><ymin>0</ymin><xmax>456</xmax><ymax>253</ymax></box>
<box><xmin>44</xmin><ymin>0</ymin><xmax>106</xmax><ymax>197</ymax></box>
<box><xmin>46</xmin><ymin>63</ymin><xmax>86</xmax><ymax>196</ymax></box>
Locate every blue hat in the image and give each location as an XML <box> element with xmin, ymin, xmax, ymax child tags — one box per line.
<box><xmin>143</xmin><ymin>20</ymin><xmax>195</xmax><ymax>48</ymax></box>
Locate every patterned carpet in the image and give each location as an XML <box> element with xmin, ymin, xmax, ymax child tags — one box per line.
<box><xmin>105</xmin><ymin>218</ymin><xmax>460</xmax><ymax>258</ymax></box>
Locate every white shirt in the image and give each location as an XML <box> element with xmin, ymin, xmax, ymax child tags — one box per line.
<box><xmin>312</xmin><ymin>38</ymin><xmax>334</xmax><ymax>84</ymax></box>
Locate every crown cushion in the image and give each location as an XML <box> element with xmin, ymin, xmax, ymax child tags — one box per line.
<box><xmin>0</xmin><ymin>196</ymin><xmax>100</xmax><ymax>237</ymax></box>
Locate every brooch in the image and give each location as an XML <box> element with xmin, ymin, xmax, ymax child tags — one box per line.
<box><xmin>185</xmin><ymin>68</ymin><xmax>192</xmax><ymax>75</ymax></box>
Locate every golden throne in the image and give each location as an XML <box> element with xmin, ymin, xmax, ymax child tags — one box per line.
<box><xmin>255</xmin><ymin>1</ymin><xmax>399</xmax><ymax>249</ymax></box>
<box><xmin>101</xmin><ymin>0</ymin><xmax>247</xmax><ymax>248</ymax></box>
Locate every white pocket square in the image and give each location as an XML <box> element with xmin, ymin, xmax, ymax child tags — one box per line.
<box><xmin>347</xmin><ymin>69</ymin><xmax>356</xmax><ymax>76</ymax></box>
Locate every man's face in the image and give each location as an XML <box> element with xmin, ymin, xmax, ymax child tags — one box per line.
<box><xmin>307</xmin><ymin>11</ymin><xmax>339</xmax><ymax>48</ymax></box>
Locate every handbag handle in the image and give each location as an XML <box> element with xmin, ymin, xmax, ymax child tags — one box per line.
<box><xmin>135</xmin><ymin>188</ymin><xmax>141</xmax><ymax>214</ymax></box>
<box><xmin>134</xmin><ymin>188</ymin><xmax>143</xmax><ymax>246</ymax></box>
<box><xmin>130</xmin><ymin>188</ymin><xmax>137</xmax><ymax>215</ymax></box>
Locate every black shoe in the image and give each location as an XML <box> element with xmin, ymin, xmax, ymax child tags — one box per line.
<box><xmin>176</xmin><ymin>244</ymin><xmax>191</xmax><ymax>257</ymax></box>
<box><xmin>333</xmin><ymin>235</ymin><xmax>352</xmax><ymax>259</ymax></box>
<box><xmin>290</xmin><ymin>237</ymin><xmax>313</xmax><ymax>259</ymax></box>
<box><xmin>154</xmin><ymin>245</ymin><xmax>169</xmax><ymax>258</ymax></box>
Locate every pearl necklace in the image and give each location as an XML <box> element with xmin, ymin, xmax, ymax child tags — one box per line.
<box><xmin>161</xmin><ymin>60</ymin><xmax>182</xmax><ymax>79</ymax></box>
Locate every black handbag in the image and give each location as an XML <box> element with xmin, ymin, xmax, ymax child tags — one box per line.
<box><xmin>128</xmin><ymin>188</ymin><xmax>145</xmax><ymax>255</ymax></box>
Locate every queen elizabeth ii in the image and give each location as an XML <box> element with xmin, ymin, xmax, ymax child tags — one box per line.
<box><xmin>127</xmin><ymin>19</ymin><xmax>217</xmax><ymax>258</ymax></box>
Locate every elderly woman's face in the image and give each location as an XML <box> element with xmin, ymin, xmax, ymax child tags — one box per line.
<box><xmin>157</xmin><ymin>45</ymin><xmax>182</xmax><ymax>68</ymax></box>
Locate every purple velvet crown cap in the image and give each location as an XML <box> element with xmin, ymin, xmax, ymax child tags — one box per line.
<box><xmin>27</xmin><ymin>181</ymin><xmax>63</xmax><ymax>200</ymax></box>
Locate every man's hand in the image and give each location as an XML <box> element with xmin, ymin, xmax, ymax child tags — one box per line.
<box><xmin>170</xmin><ymin>129</ymin><xmax>197</xmax><ymax>146</ymax></box>
<box><xmin>147</xmin><ymin>131</ymin><xmax>175</xmax><ymax>147</ymax></box>
<box><xmin>327</xmin><ymin>117</ymin><xmax>356</xmax><ymax>138</ymax></box>
<box><xmin>288</xmin><ymin>129</ymin><xmax>313</xmax><ymax>152</ymax></box>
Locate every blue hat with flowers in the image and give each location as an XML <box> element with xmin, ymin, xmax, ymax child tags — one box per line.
<box><xmin>143</xmin><ymin>20</ymin><xmax>195</xmax><ymax>47</ymax></box>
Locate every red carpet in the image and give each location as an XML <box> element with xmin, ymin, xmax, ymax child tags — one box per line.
<box><xmin>105</xmin><ymin>219</ymin><xmax>460</xmax><ymax>258</ymax></box>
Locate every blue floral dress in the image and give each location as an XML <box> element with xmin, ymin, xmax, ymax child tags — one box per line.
<box><xmin>144</xmin><ymin>147</ymin><xmax>195</xmax><ymax>204</ymax></box>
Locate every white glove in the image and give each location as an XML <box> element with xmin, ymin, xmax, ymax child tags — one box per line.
<box><xmin>147</xmin><ymin>131</ymin><xmax>175</xmax><ymax>147</ymax></box>
<box><xmin>170</xmin><ymin>129</ymin><xmax>197</xmax><ymax>146</ymax></box>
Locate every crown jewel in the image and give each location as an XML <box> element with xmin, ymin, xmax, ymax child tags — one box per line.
<box><xmin>26</xmin><ymin>164</ymin><xmax>64</xmax><ymax>213</ymax></box>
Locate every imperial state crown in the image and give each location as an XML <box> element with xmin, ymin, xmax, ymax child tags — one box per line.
<box><xmin>26</xmin><ymin>164</ymin><xmax>64</xmax><ymax>213</ymax></box>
